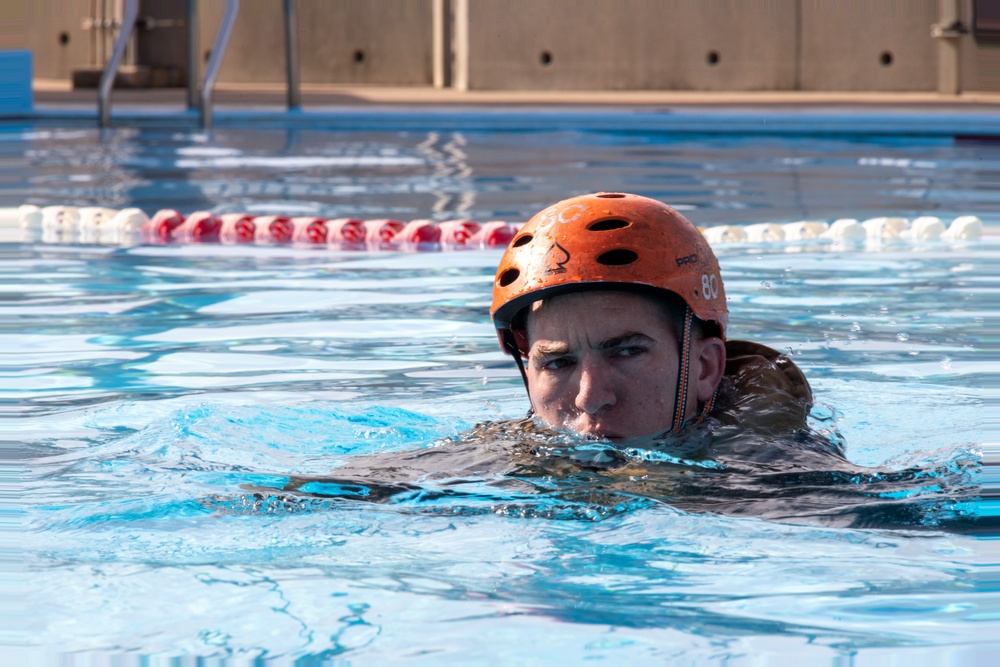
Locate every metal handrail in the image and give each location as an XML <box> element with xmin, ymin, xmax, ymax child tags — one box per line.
<box><xmin>97</xmin><ymin>0</ymin><xmax>139</xmax><ymax>128</ymax></box>
<box><xmin>200</xmin><ymin>0</ymin><xmax>240</xmax><ymax>128</ymax></box>
<box><xmin>99</xmin><ymin>0</ymin><xmax>297</xmax><ymax>128</ymax></box>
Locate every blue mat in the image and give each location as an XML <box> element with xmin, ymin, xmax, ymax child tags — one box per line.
<box><xmin>0</xmin><ymin>50</ymin><xmax>32</xmax><ymax>116</ymax></box>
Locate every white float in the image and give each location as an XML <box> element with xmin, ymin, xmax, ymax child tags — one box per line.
<box><xmin>823</xmin><ymin>218</ymin><xmax>866</xmax><ymax>241</ymax></box>
<box><xmin>744</xmin><ymin>223</ymin><xmax>785</xmax><ymax>243</ymax></box>
<box><xmin>782</xmin><ymin>221</ymin><xmax>829</xmax><ymax>240</ymax></box>
<box><xmin>862</xmin><ymin>216</ymin><xmax>910</xmax><ymax>241</ymax></box>
<box><xmin>78</xmin><ymin>207</ymin><xmax>120</xmax><ymax>244</ymax></box>
<box><xmin>903</xmin><ymin>216</ymin><xmax>946</xmax><ymax>240</ymax></box>
<box><xmin>943</xmin><ymin>215</ymin><xmax>983</xmax><ymax>241</ymax></box>
<box><xmin>41</xmin><ymin>205</ymin><xmax>80</xmax><ymax>232</ymax></box>
<box><xmin>18</xmin><ymin>204</ymin><xmax>43</xmax><ymax>230</ymax></box>
<box><xmin>110</xmin><ymin>208</ymin><xmax>149</xmax><ymax>245</ymax></box>
<box><xmin>701</xmin><ymin>225</ymin><xmax>747</xmax><ymax>244</ymax></box>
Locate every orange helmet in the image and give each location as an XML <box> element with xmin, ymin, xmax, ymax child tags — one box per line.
<box><xmin>491</xmin><ymin>192</ymin><xmax>728</xmax><ymax>352</ymax></box>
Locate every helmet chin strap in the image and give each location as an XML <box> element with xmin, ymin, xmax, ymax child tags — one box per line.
<box><xmin>669</xmin><ymin>306</ymin><xmax>694</xmax><ymax>434</ymax></box>
<box><xmin>669</xmin><ymin>306</ymin><xmax>718</xmax><ymax>435</ymax></box>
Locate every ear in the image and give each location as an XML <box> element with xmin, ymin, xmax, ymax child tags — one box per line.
<box><xmin>693</xmin><ymin>336</ymin><xmax>726</xmax><ymax>402</ymax></box>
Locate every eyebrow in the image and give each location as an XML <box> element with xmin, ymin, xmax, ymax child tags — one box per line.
<box><xmin>532</xmin><ymin>333</ymin><xmax>655</xmax><ymax>359</ymax></box>
<box><xmin>532</xmin><ymin>342</ymin><xmax>570</xmax><ymax>359</ymax></box>
<box><xmin>598</xmin><ymin>333</ymin><xmax>656</xmax><ymax>350</ymax></box>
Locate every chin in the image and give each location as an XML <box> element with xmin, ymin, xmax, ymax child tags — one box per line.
<box><xmin>589</xmin><ymin>425</ymin><xmax>674</xmax><ymax>448</ymax></box>
<box><xmin>568</xmin><ymin>424</ymin><xmax>632</xmax><ymax>443</ymax></box>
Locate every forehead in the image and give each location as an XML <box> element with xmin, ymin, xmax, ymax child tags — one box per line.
<box><xmin>526</xmin><ymin>290</ymin><xmax>675</xmax><ymax>338</ymax></box>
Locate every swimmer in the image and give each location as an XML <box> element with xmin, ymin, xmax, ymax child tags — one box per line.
<box><xmin>234</xmin><ymin>193</ymin><xmax>979</xmax><ymax>530</ymax></box>
<box><xmin>491</xmin><ymin>191</ymin><xmax>826</xmax><ymax>450</ymax></box>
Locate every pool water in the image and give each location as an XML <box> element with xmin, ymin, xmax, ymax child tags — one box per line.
<box><xmin>9</xmin><ymin>125</ymin><xmax>1000</xmax><ymax>225</ymax></box>
<box><xmin>8</xmin><ymin>122</ymin><xmax>1000</xmax><ymax>662</ymax></box>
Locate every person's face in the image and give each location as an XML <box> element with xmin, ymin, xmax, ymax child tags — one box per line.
<box><xmin>525</xmin><ymin>290</ymin><xmax>692</xmax><ymax>443</ymax></box>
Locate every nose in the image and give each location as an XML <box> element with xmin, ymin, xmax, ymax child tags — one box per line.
<box><xmin>574</xmin><ymin>361</ymin><xmax>616</xmax><ymax>416</ymax></box>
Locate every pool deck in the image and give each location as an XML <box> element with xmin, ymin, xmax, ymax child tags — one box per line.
<box><xmin>31</xmin><ymin>78</ymin><xmax>1000</xmax><ymax>109</ymax></box>
<box><xmin>24</xmin><ymin>79</ymin><xmax>1000</xmax><ymax>135</ymax></box>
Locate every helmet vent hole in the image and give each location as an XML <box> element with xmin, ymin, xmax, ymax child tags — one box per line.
<box><xmin>498</xmin><ymin>268</ymin><xmax>520</xmax><ymax>287</ymax></box>
<box><xmin>511</xmin><ymin>234</ymin><xmax>533</xmax><ymax>247</ymax></box>
<box><xmin>596</xmin><ymin>249</ymin><xmax>638</xmax><ymax>266</ymax></box>
<box><xmin>596</xmin><ymin>193</ymin><xmax>626</xmax><ymax>199</ymax></box>
<box><xmin>588</xmin><ymin>219</ymin><xmax>630</xmax><ymax>232</ymax></box>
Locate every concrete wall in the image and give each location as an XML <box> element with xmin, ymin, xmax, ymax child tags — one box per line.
<box><xmin>9</xmin><ymin>0</ymin><xmax>97</xmax><ymax>80</ymax></box>
<box><xmin>12</xmin><ymin>0</ymin><xmax>998</xmax><ymax>94</ymax></box>
<box><xmin>967</xmin><ymin>44</ymin><xmax>1000</xmax><ymax>92</ymax></box>
<box><xmin>457</xmin><ymin>0</ymin><xmax>799</xmax><ymax>91</ymax></box>
<box><xmin>0</xmin><ymin>0</ymin><xmax>28</xmax><ymax>50</ymax></box>
<box><xmin>799</xmin><ymin>0</ymin><xmax>938</xmax><ymax>91</ymax></box>
<box><xmin>197</xmin><ymin>0</ymin><xmax>434</xmax><ymax>85</ymax></box>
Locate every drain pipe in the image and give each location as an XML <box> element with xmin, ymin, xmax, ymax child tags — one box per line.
<box><xmin>284</xmin><ymin>0</ymin><xmax>301</xmax><ymax>110</ymax></box>
<box><xmin>433</xmin><ymin>0</ymin><xmax>452</xmax><ymax>88</ymax></box>
<box><xmin>932</xmin><ymin>0</ymin><xmax>967</xmax><ymax>95</ymax></box>
<box><xmin>186</xmin><ymin>0</ymin><xmax>199</xmax><ymax>110</ymax></box>
<box><xmin>452</xmin><ymin>0</ymin><xmax>469</xmax><ymax>91</ymax></box>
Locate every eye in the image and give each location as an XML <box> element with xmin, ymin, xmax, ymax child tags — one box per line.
<box><xmin>538</xmin><ymin>356</ymin><xmax>573</xmax><ymax>371</ymax></box>
<box><xmin>613</xmin><ymin>345</ymin><xmax>647</xmax><ymax>358</ymax></box>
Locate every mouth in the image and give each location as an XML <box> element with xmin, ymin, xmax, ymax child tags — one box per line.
<box><xmin>548</xmin><ymin>414</ymin><xmax>628</xmax><ymax>443</ymax></box>
<box><xmin>572</xmin><ymin>423</ymin><xmax>623</xmax><ymax>442</ymax></box>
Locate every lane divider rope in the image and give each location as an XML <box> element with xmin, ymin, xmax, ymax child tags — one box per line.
<box><xmin>3</xmin><ymin>205</ymin><xmax>987</xmax><ymax>249</ymax></box>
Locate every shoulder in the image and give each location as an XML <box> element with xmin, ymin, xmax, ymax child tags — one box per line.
<box><xmin>724</xmin><ymin>340</ymin><xmax>813</xmax><ymax>406</ymax></box>
<box><xmin>711</xmin><ymin>339</ymin><xmax>814</xmax><ymax>435</ymax></box>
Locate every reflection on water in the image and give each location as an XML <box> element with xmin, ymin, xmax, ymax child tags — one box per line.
<box><xmin>8</xmin><ymin>124</ymin><xmax>998</xmax><ymax>660</ymax></box>
<box><xmin>12</xmin><ymin>126</ymin><xmax>1000</xmax><ymax>225</ymax></box>
<box><xmin>13</xmin><ymin>239</ymin><xmax>997</xmax><ymax>660</ymax></box>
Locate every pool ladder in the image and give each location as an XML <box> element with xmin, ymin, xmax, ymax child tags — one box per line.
<box><xmin>98</xmin><ymin>0</ymin><xmax>301</xmax><ymax>129</ymax></box>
